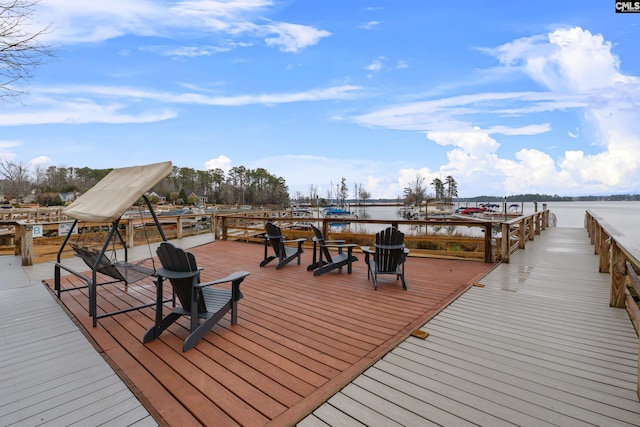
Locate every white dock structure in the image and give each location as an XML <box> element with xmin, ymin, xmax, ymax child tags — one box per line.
<box><xmin>300</xmin><ymin>228</ymin><xmax>640</xmax><ymax>426</ymax></box>
<box><xmin>0</xmin><ymin>253</ymin><xmax>156</xmax><ymax>426</ymax></box>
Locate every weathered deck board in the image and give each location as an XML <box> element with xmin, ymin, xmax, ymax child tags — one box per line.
<box><xmin>42</xmin><ymin>239</ymin><xmax>493</xmax><ymax>426</ymax></box>
<box><xmin>0</xmin><ymin>255</ymin><xmax>155</xmax><ymax>427</ymax></box>
<box><xmin>304</xmin><ymin>228</ymin><xmax>640</xmax><ymax>426</ymax></box>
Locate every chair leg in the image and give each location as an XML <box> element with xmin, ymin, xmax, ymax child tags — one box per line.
<box><xmin>183</xmin><ymin>307</ymin><xmax>228</xmax><ymax>351</ymax></box>
<box><xmin>260</xmin><ymin>255</ymin><xmax>277</xmax><ymax>267</ymax></box>
<box><xmin>143</xmin><ymin>311</ymin><xmax>181</xmax><ymax>343</ymax></box>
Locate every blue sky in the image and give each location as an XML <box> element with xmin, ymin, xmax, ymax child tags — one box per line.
<box><xmin>1</xmin><ymin>0</ymin><xmax>639</xmax><ymax>199</ymax></box>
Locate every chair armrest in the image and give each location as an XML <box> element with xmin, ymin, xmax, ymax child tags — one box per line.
<box><xmin>156</xmin><ymin>268</ymin><xmax>200</xmax><ymax>280</ymax></box>
<box><xmin>360</xmin><ymin>246</ymin><xmax>374</xmax><ymax>254</ymax></box>
<box><xmin>324</xmin><ymin>242</ymin><xmax>357</xmax><ymax>249</ymax></box>
<box><xmin>284</xmin><ymin>238</ymin><xmax>306</xmax><ymax>243</ymax></box>
<box><xmin>195</xmin><ymin>271</ymin><xmax>250</xmax><ymax>288</ymax></box>
<box><xmin>375</xmin><ymin>243</ymin><xmax>405</xmax><ymax>250</ymax></box>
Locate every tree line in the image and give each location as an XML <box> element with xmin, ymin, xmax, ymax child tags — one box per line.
<box><xmin>0</xmin><ymin>160</ymin><xmax>291</xmax><ymax>207</ymax></box>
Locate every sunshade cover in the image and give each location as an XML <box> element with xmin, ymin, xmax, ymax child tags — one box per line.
<box><xmin>62</xmin><ymin>161</ymin><xmax>172</xmax><ymax>223</ymax></box>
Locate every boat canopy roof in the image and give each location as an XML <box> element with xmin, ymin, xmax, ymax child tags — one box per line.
<box><xmin>62</xmin><ymin>161</ymin><xmax>173</xmax><ymax>223</ymax></box>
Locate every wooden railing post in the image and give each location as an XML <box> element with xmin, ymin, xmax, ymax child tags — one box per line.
<box><xmin>518</xmin><ymin>218</ymin><xmax>526</xmax><ymax>249</ymax></box>
<box><xmin>176</xmin><ymin>215</ymin><xmax>183</xmax><ymax>239</ymax></box>
<box><xmin>609</xmin><ymin>241</ymin><xmax>626</xmax><ymax>308</ymax></box>
<box><xmin>14</xmin><ymin>222</ymin><xmax>34</xmax><ymax>266</ymax></box>
<box><xmin>599</xmin><ymin>233</ymin><xmax>610</xmax><ymax>274</ymax></box>
<box><xmin>221</xmin><ymin>216</ymin><xmax>228</xmax><ymax>240</ymax></box>
<box><xmin>484</xmin><ymin>223</ymin><xmax>492</xmax><ymax>263</ymax></box>
<box><xmin>501</xmin><ymin>223</ymin><xmax>510</xmax><ymax>263</ymax></box>
<box><xmin>528</xmin><ymin>217</ymin><xmax>534</xmax><ymax>240</ymax></box>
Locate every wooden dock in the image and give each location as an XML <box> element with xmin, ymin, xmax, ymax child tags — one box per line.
<box><xmin>1</xmin><ymin>228</ymin><xmax>639</xmax><ymax>426</ymax></box>
<box><xmin>300</xmin><ymin>227</ymin><xmax>640</xmax><ymax>426</ymax></box>
<box><xmin>38</xmin><ymin>238</ymin><xmax>494</xmax><ymax>426</ymax></box>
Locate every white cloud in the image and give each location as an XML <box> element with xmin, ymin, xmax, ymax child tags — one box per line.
<box><xmin>29</xmin><ymin>156</ymin><xmax>53</xmax><ymax>167</ymax></box>
<box><xmin>365</xmin><ymin>57</ymin><xmax>384</xmax><ymax>72</ymax></box>
<box><xmin>264</xmin><ymin>22</ymin><xmax>331</xmax><ymax>52</ymax></box>
<box><xmin>351</xmin><ymin>26</ymin><xmax>640</xmax><ymax>196</ymax></box>
<box><xmin>141</xmin><ymin>45</ymin><xmax>232</xmax><ymax>58</ymax></box>
<box><xmin>0</xmin><ymin>98</ymin><xmax>177</xmax><ymax>126</ymax></box>
<box><xmin>204</xmin><ymin>155</ymin><xmax>232</xmax><ymax>172</ymax></box>
<box><xmin>0</xmin><ymin>140</ymin><xmax>21</xmax><ymax>161</ymax></box>
<box><xmin>36</xmin><ymin>0</ymin><xmax>331</xmax><ymax>53</ymax></box>
<box><xmin>0</xmin><ymin>85</ymin><xmax>362</xmax><ymax>126</ymax></box>
<box><xmin>359</xmin><ymin>21</ymin><xmax>380</xmax><ymax>30</ymax></box>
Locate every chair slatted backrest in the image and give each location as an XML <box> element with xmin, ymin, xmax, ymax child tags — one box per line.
<box><xmin>156</xmin><ymin>242</ymin><xmax>206</xmax><ymax>313</ymax></box>
<box><xmin>265</xmin><ymin>222</ymin><xmax>285</xmax><ymax>257</ymax></box>
<box><xmin>375</xmin><ymin>227</ymin><xmax>405</xmax><ymax>273</ymax></box>
<box><xmin>310</xmin><ymin>224</ymin><xmax>333</xmax><ymax>263</ymax></box>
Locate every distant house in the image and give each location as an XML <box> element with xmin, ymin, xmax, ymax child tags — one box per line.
<box><xmin>189</xmin><ymin>192</ymin><xmax>207</xmax><ymax>205</ymax></box>
<box><xmin>146</xmin><ymin>191</ymin><xmax>166</xmax><ymax>204</ymax></box>
<box><xmin>60</xmin><ymin>191</ymin><xmax>81</xmax><ymax>203</ymax></box>
<box><xmin>23</xmin><ymin>194</ymin><xmax>37</xmax><ymax>204</ymax></box>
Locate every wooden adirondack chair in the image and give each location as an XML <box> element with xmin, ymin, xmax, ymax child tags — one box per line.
<box><xmin>143</xmin><ymin>242</ymin><xmax>249</xmax><ymax>351</ymax></box>
<box><xmin>361</xmin><ymin>226</ymin><xmax>409</xmax><ymax>290</ymax></box>
<box><xmin>306</xmin><ymin>224</ymin><xmax>358</xmax><ymax>276</ymax></box>
<box><xmin>260</xmin><ymin>222</ymin><xmax>305</xmax><ymax>269</ymax></box>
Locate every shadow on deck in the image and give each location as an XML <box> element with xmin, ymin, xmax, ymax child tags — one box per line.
<box><xmin>44</xmin><ymin>240</ymin><xmax>494</xmax><ymax>426</ymax></box>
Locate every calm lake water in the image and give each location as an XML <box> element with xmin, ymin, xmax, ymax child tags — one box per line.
<box><xmin>346</xmin><ymin>201</ymin><xmax>640</xmax><ymax>241</ymax></box>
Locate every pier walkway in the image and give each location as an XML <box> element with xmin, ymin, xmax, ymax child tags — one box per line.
<box><xmin>300</xmin><ymin>227</ymin><xmax>640</xmax><ymax>426</ymax></box>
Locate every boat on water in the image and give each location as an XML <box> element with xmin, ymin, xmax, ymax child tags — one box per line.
<box><xmin>401</xmin><ymin>203</ymin><xmax>455</xmax><ymax>220</ymax></box>
<box><xmin>454</xmin><ymin>203</ymin><xmax>523</xmax><ymax>219</ymax></box>
<box><xmin>322</xmin><ymin>207</ymin><xmax>358</xmax><ymax>219</ymax></box>
<box><xmin>282</xmin><ymin>206</ymin><xmax>314</xmax><ymax>219</ymax></box>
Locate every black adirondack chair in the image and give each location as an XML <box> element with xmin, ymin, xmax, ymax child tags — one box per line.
<box><xmin>306</xmin><ymin>224</ymin><xmax>358</xmax><ymax>276</ymax></box>
<box><xmin>361</xmin><ymin>226</ymin><xmax>409</xmax><ymax>290</ymax></box>
<box><xmin>260</xmin><ymin>222</ymin><xmax>305</xmax><ymax>269</ymax></box>
<box><xmin>143</xmin><ymin>242</ymin><xmax>249</xmax><ymax>351</ymax></box>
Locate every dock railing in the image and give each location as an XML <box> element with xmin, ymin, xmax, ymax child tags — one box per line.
<box><xmin>585</xmin><ymin>210</ymin><xmax>640</xmax><ymax>399</ymax></box>
<box><xmin>1</xmin><ymin>211</ymin><xmax>216</xmax><ymax>265</ymax></box>
<box><xmin>2</xmin><ymin>208</ymin><xmax>551</xmax><ymax>266</ymax></box>
<box><xmin>215</xmin><ymin>209</ymin><xmax>552</xmax><ymax>264</ymax></box>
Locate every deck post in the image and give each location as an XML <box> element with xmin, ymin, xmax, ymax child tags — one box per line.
<box><xmin>176</xmin><ymin>215</ymin><xmax>183</xmax><ymax>239</ymax></box>
<box><xmin>609</xmin><ymin>241</ymin><xmax>626</xmax><ymax>308</ymax></box>
<box><xmin>528</xmin><ymin>217</ymin><xmax>534</xmax><ymax>240</ymax></box>
<box><xmin>14</xmin><ymin>222</ymin><xmax>34</xmax><ymax>266</ymax></box>
<box><xmin>518</xmin><ymin>218</ymin><xmax>526</xmax><ymax>249</ymax></box>
<box><xmin>598</xmin><ymin>231</ymin><xmax>610</xmax><ymax>274</ymax></box>
<box><xmin>501</xmin><ymin>223</ymin><xmax>510</xmax><ymax>263</ymax></box>
<box><xmin>221</xmin><ymin>216</ymin><xmax>228</xmax><ymax>240</ymax></box>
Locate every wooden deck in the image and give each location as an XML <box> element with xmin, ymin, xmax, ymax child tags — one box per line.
<box><xmin>300</xmin><ymin>227</ymin><xmax>640</xmax><ymax>426</ymax></box>
<box><xmin>42</xmin><ymin>239</ymin><xmax>493</xmax><ymax>426</ymax></box>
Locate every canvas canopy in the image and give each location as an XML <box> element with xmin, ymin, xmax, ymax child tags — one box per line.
<box><xmin>62</xmin><ymin>161</ymin><xmax>173</xmax><ymax>223</ymax></box>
